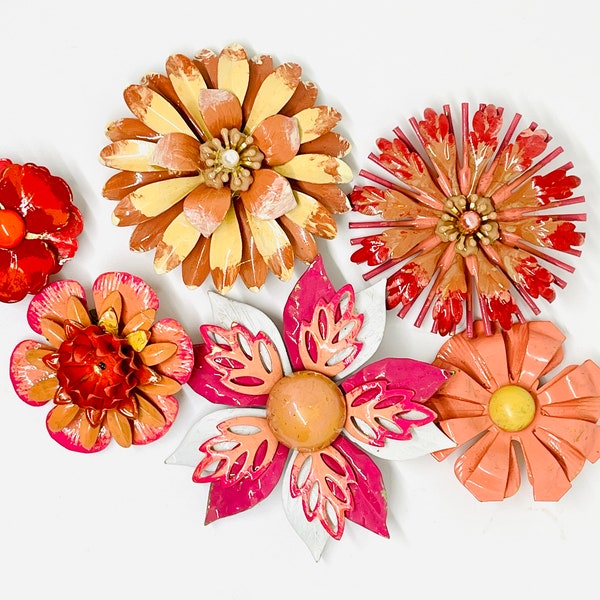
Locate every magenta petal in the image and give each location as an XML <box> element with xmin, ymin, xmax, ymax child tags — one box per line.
<box><xmin>132</xmin><ymin>394</ymin><xmax>179</xmax><ymax>445</ymax></box>
<box><xmin>205</xmin><ymin>443</ymin><xmax>289</xmax><ymax>524</ymax></box>
<box><xmin>333</xmin><ymin>436</ymin><xmax>389</xmax><ymax>537</ymax></box>
<box><xmin>341</xmin><ymin>357</ymin><xmax>450</xmax><ymax>404</ymax></box>
<box><xmin>188</xmin><ymin>343</ymin><xmax>268</xmax><ymax>406</ymax></box>
<box><xmin>283</xmin><ymin>256</ymin><xmax>336</xmax><ymax>370</ymax></box>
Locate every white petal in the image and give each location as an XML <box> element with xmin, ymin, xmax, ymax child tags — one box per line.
<box><xmin>280</xmin><ymin>450</ymin><xmax>330</xmax><ymax>561</ymax></box>
<box><xmin>208</xmin><ymin>291</ymin><xmax>292</xmax><ymax>375</ymax></box>
<box><xmin>344</xmin><ymin>422</ymin><xmax>456</xmax><ymax>461</ymax></box>
<box><xmin>165</xmin><ymin>407</ymin><xmax>266</xmax><ymax>467</ymax></box>
<box><xmin>335</xmin><ymin>277</ymin><xmax>387</xmax><ymax>381</ymax></box>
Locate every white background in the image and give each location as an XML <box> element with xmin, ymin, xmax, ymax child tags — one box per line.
<box><xmin>1</xmin><ymin>1</ymin><xmax>600</xmax><ymax>598</ymax></box>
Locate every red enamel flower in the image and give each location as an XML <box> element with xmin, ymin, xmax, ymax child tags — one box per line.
<box><xmin>10</xmin><ymin>272</ymin><xmax>194</xmax><ymax>453</ymax></box>
<box><xmin>349</xmin><ymin>103</ymin><xmax>585</xmax><ymax>336</ymax></box>
<box><xmin>0</xmin><ymin>159</ymin><xmax>83</xmax><ymax>303</ymax></box>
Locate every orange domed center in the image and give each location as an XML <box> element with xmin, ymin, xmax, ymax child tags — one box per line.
<box><xmin>266</xmin><ymin>370</ymin><xmax>346</xmax><ymax>452</ymax></box>
<box><xmin>488</xmin><ymin>384</ymin><xmax>536</xmax><ymax>432</ymax></box>
<box><xmin>0</xmin><ymin>209</ymin><xmax>26</xmax><ymax>248</ymax></box>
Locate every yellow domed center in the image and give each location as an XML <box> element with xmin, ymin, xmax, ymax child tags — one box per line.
<box><xmin>266</xmin><ymin>370</ymin><xmax>346</xmax><ymax>452</ymax></box>
<box><xmin>488</xmin><ymin>384</ymin><xmax>536</xmax><ymax>432</ymax></box>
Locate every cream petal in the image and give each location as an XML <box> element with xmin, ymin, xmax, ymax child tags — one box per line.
<box><xmin>124</xmin><ymin>84</ymin><xmax>195</xmax><ymax>136</ymax></box>
<box><xmin>294</xmin><ymin>106</ymin><xmax>342</xmax><ymax>143</ymax></box>
<box><xmin>274</xmin><ymin>154</ymin><xmax>353</xmax><ymax>184</ymax></box>
<box><xmin>244</xmin><ymin>62</ymin><xmax>302</xmax><ymax>134</ymax></box>
<box><xmin>217</xmin><ymin>43</ymin><xmax>250</xmax><ymax>106</ymax></box>
<box><xmin>154</xmin><ymin>212</ymin><xmax>201</xmax><ymax>274</ymax></box>
<box><xmin>209</xmin><ymin>205</ymin><xmax>242</xmax><ymax>294</ymax></box>
<box><xmin>100</xmin><ymin>140</ymin><xmax>164</xmax><ymax>173</ymax></box>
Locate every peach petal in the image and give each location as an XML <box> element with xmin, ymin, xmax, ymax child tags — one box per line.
<box><xmin>242</xmin><ymin>54</ymin><xmax>274</xmax><ymax>121</ymax></box>
<box><xmin>40</xmin><ymin>318</ymin><xmax>66</xmax><ymax>347</ymax></box>
<box><xmin>279</xmin><ymin>214</ymin><xmax>318</xmax><ymax>264</ymax></box>
<box><xmin>47</xmin><ymin>403</ymin><xmax>80</xmax><ymax>432</ymax></box>
<box><xmin>106</xmin><ymin>410</ymin><xmax>133</xmax><ymax>448</ymax></box>
<box><xmin>435</xmin><ymin>325</ymin><xmax>510</xmax><ymax>390</ymax></box>
<box><xmin>182</xmin><ymin>235</ymin><xmax>211</xmax><ymax>289</ymax></box>
<box><xmin>10</xmin><ymin>340</ymin><xmax>56</xmax><ymax>406</ymax></box>
<box><xmin>66</xmin><ymin>296</ymin><xmax>91</xmax><ymax>327</ymax></box>
<box><xmin>136</xmin><ymin>394</ymin><xmax>167</xmax><ymax>428</ymax></box>
<box><xmin>129</xmin><ymin>203</ymin><xmax>183</xmax><ymax>252</ymax></box>
<box><xmin>102</xmin><ymin>170</ymin><xmax>176</xmax><ymax>202</ymax></box>
<box><xmin>533</xmin><ymin>417</ymin><xmax>590</xmax><ymax>478</ymax></box>
<box><xmin>281</xmin><ymin>80</ymin><xmax>318</xmax><ymax>117</ymax></box>
<box><xmin>252</xmin><ymin>114</ymin><xmax>300</xmax><ymax>166</ymax></box>
<box><xmin>122</xmin><ymin>309</ymin><xmax>156</xmax><ymax>335</ymax></box>
<box><xmin>140</xmin><ymin>342</ymin><xmax>178</xmax><ymax>366</ymax></box>
<box><xmin>47</xmin><ymin>409</ymin><xmax>111</xmax><ymax>453</ymax></box>
<box><xmin>519</xmin><ymin>430</ymin><xmax>573</xmax><ymax>501</ymax></box>
<box><xmin>505</xmin><ymin>321</ymin><xmax>565</xmax><ymax>388</ymax></box>
<box><xmin>240</xmin><ymin>169</ymin><xmax>297</xmax><ymax>220</ymax></box>
<box><xmin>151</xmin><ymin>132</ymin><xmax>201</xmax><ymax>172</ymax></box>
<box><xmin>27</xmin><ymin>280</ymin><xmax>87</xmax><ymax>334</ymax></box>
<box><xmin>455</xmin><ymin>429</ymin><xmax>517</xmax><ymax>501</ymax></box>
<box><xmin>92</xmin><ymin>272</ymin><xmax>159</xmax><ymax>328</ymax></box>
<box><xmin>112</xmin><ymin>196</ymin><xmax>147</xmax><ymax>227</ymax></box>
<box><xmin>149</xmin><ymin>318</ymin><xmax>194</xmax><ymax>384</ymax></box>
<box><xmin>300</xmin><ymin>132</ymin><xmax>351</xmax><ymax>158</ymax></box>
<box><xmin>193</xmin><ymin>47</ymin><xmax>218</xmax><ymax>84</ymax></box>
<box><xmin>428</xmin><ymin>369</ymin><xmax>491</xmax><ymax>419</ymax></box>
<box><xmin>439</xmin><ymin>415</ymin><xmax>490</xmax><ymax>447</ymax></box>
<box><xmin>292</xmin><ymin>180</ymin><xmax>350</xmax><ymax>214</ymax></box>
<box><xmin>198</xmin><ymin>89</ymin><xmax>243</xmax><ymax>138</ymax></box>
<box><xmin>105</xmin><ymin>117</ymin><xmax>160</xmax><ymax>142</ymax></box>
<box><xmin>132</xmin><ymin>394</ymin><xmax>178</xmax><ymax>445</ymax></box>
<box><xmin>183</xmin><ymin>185</ymin><xmax>231</xmax><ymax>236</ymax></box>
<box><xmin>537</xmin><ymin>360</ymin><xmax>600</xmax><ymax>416</ymax></box>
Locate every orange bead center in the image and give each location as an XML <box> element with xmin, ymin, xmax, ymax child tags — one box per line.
<box><xmin>0</xmin><ymin>209</ymin><xmax>26</xmax><ymax>248</ymax></box>
<box><xmin>266</xmin><ymin>370</ymin><xmax>347</xmax><ymax>452</ymax></box>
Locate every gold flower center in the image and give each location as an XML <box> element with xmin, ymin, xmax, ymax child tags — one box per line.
<box><xmin>266</xmin><ymin>370</ymin><xmax>347</xmax><ymax>452</ymax></box>
<box><xmin>200</xmin><ymin>127</ymin><xmax>264</xmax><ymax>192</ymax></box>
<box><xmin>488</xmin><ymin>384</ymin><xmax>536</xmax><ymax>432</ymax></box>
<box><xmin>435</xmin><ymin>194</ymin><xmax>499</xmax><ymax>256</ymax></box>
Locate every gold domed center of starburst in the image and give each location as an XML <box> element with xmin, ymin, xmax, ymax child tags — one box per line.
<box><xmin>200</xmin><ymin>127</ymin><xmax>264</xmax><ymax>192</ymax></box>
<box><xmin>435</xmin><ymin>194</ymin><xmax>499</xmax><ymax>256</ymax></box>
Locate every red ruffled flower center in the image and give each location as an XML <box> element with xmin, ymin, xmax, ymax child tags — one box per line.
<box><xmin>0</xmin><ymin>208</ymin><xmax>26</xmax><ymax>248</ymax></box>
<box><xmin>55</xmin><ymin>324</ymin><xmax>145</xmax><ymax>412</ymax></box>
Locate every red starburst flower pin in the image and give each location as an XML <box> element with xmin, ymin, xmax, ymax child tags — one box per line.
<box><xmin>349</xmin><ymin>103</ymin><xmax>585</xmax><ymax>337</ymax></box>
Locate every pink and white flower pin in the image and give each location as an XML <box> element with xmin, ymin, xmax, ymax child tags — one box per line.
<box><xmin>167</xmin><ymin>256</ymin><xmax>453</xmax><ymax>559</ymax></box>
